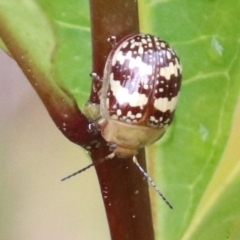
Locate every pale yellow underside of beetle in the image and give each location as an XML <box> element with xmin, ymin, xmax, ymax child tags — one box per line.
<box><xmin>100</xmin><ymin>119</ymin><xmax>165</xmax><ymax>158</ymax></box>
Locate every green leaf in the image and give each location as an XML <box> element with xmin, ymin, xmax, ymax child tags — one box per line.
<box><xmin>38</xmin><ymin>0</ymin><xmax>92</xmax><ymax>107</ymax></box>
<box><xmin>0</xmin><ymin>0</ymin><xmax>91</xmax><ymax>108</ymax></box>
<box><xmin>0</xmin><ymin>1</ymin><xmax>55</xmax><ymax>75</ymax></box>
<box><xmin>139</xmin><ymin>0</ymin><xmax>240</xmax><ymax>239</ymax></box>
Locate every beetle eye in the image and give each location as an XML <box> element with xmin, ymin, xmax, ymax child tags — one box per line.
<box><xmin>109</xmin><ymin>143</ymin><xmax>117</xmax><ymax>151</ymax></box>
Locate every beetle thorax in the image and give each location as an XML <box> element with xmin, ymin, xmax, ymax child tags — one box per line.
<box><xmin>99</xmin><ymin>118</ymin><xmax>165</xmax><ymax>158</ymax></box>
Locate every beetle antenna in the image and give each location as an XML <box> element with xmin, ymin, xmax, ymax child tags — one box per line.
<box><xmin>61</xmin><ymin>152</ymin><xmax>115</xmax><ymax>181</ymax></box>
<box><xmin>133</xmin><ymin>156</ymin><xmax>173</xmax><ymax>209</ymax></box>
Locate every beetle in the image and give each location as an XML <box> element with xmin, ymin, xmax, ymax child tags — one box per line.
<box><xmin>63</xmin><ymin>34</ymin><xmax>182</xmax><ymax>209</ymax></box>
<box><xmin>98</xmin><ymin>34</ymin><xmax>182</xmax><ymax>158</ymax></box>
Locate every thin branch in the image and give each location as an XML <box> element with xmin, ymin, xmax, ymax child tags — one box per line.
<box><xmin>89</xmin><ymin>0</ymin><xmax>155</xmax><ymax>239</ymax></box>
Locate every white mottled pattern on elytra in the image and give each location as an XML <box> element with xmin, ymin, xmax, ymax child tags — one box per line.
<box><xmin>138</xmin><ymin>46</ymin><xmax>144</xmax><ymax>55</ymax></box>
<box><xmin>121</xmin><ymin>40</ymin><xmax>129</xmax><ymax>49</ymax></box>
<box><xmin>117</xmin><ymin>109</ymin><xmax>122</xmax><ymax>116</ymax></box>
<box><xmin>130</xmin><ymin>41</ymin><xmax>140</xmax><ymax>49</ymax></box>
<box><xmin>111</xmin><ymin>38</ymin><xmax>140</xmax><ymax>65</ymax></box>
<box><xmin>159</xmin><ymin>59</ymin><xmax>181</xmax><ymax>80</ymax></box>
<box><xmin>150</xmin><ymin>116</ymin><xmax>158</xmax><ymax>123</ymax></box>
<box><xmin>143</xmin><ymin>84</ymin><xmax>149</xmax><ymax>90</ymax></box>
<box><xmin>159</xmin><ymin>88</ymin><xmax>164</xmax><ymax>92</ymax></box>
<box><xmin>166</xmin><ymin>51</ymin><xmax>171</xmax><ymax>60</ymax></box>
<box><xmin>141</xmin><ymin>39</ymin><xmax>147</xmax><ymax>44</ymax></box>
<box><xmin>154</xmin><ymin>94</ymin><xmax>179</xmax><ymax>112</ymax></box>
<box><xmin>128</xmin><ymin>56</ymin><xmax>153</xmax><ymax>76</ymax></box>
<box><xmin>124</xmin><ymin>110</ymin><xmax>137</xmax><ymax>121</ymax></box>
<box><xmin>110</xmin><ymin>78</ymin><xmax>148</xmax><ymax>107</ymax></box>
<box><xmin>127</xmin><ymin>111</ymin><xmax>133</xmax><ymax>117</ymax></box>
<box><xmin>113</xmin><ymin>49</ymin><xmax>154</xmax><ymax>77</ymax></box>
<box><xmin>148</xmin><ymin>43</ymin><xmax>153</xmax><ymax>48</ymax></box>
<box><xmin>136</xmin><ymin>113</ymin><xmax>142</xmax><ymax>118</ymax></box>
<box><xmin>160</xmin><ymin>42</ymin><xmax>166</xmax><ymax>48</ymax></box>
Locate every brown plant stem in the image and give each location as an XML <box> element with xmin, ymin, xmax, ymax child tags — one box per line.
<box><xmin>89</xmin><ymin>0</ymin><xmax>155</xmax><ymax>239</ymax></box>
